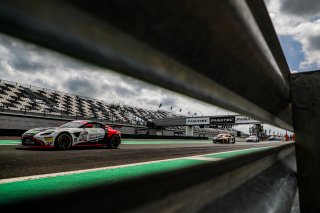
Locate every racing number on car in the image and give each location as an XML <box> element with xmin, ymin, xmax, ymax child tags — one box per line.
<box><xmin>78</xmin><ymin>131</ymin><xmax>88</xmax><ymax>142</ymax></box>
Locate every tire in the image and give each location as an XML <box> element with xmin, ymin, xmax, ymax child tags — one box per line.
<box><xmin>232</xmin><ymin>138</ymin><xmax>235</xmax><ymax>144</ymax></box>
<box><xmin>228</xmin><ymin>139</ymin><xmax>230</xmax><ymax>144</ymax></box>
<box><xmin>54</xmin><ymin>132</ymin><xmax>72</xmax><ymax>150</ymax></box>
<box><xmin>107</xmin><ymin>135</ymin><xmax>120</xmax><ymax>149</ymax></box>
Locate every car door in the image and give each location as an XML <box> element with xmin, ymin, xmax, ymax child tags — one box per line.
<box><xmin>92</xmin><ymin>123</ymin><xmax>106</xmax><ymax>141</ymax></box>
<box><xmin>84</xmin><ymin>122</ymin><xmax>105</xmax><ymax>142</ymax></box>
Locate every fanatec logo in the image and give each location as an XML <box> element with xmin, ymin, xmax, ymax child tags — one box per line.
<box><xmin>235</xmin><ymin>116</ymin><xmax>260</xmax><ymax>124</ymax></box>
<box><xmin>210</xmin><ymin>116</ymin><xmax>235</xmax><ymax>124</ymax></box>
<box><xmin>236</xmin><ymin>117</ymin><xmax>251</xmax><ymax>122</ymax></box>
<box><xmin>188</xmin><ymin>119</ymin><xmax>208</xmax><ymax>123</ymax></box>
<box><xmin>186</xmin><ymin>117</ymin><xmax>210</xmax><ymax>125</ymax></box>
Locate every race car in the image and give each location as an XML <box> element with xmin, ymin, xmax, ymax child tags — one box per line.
<box><xmin>213</xmin><ymin>133</ymin><xmax>235</xmax><ymax>144</ymax></box>
<box><xmin>245</xmin><ymin>135</ymin><xmax>260</xmax><ymax>142</ymax></box>
<box><xmin>21</xmin><ymin>120</ymin><xmax>121</xmax><ymax>150</ymax></box>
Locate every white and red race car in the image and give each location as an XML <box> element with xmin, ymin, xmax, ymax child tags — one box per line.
<box><xmin>21</xmin><ymin>120</ymin><xmax>121</xmax><ymax>150</ymax></box>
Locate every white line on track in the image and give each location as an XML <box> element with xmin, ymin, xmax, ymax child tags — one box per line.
<box><xmin>0</xmin><ymin>146</ymin><xmax>273</xmax><ymax>184</ymax></box>
<box><xmin>187</xmin><ymin>156</ymin><xmax>221</xmax><ymax>161</ymax></box>
<box><xmin>0</xmin><ymin>143</ymin><xmax>21</xmax><ymax>145</ymax></box>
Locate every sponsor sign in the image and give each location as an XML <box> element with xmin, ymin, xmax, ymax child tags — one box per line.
<box><xmin>210</xmin><ymin>116</ymin><xmax>235</xmax><ymax>124</ymax></box>
<box><xmin>235</xmin><ymin>116</ymin><xmax>260</xmax><ymax>124</ymax></box>
<box><xmin>24</xmin><ymin>139</ymin><xmax>34</xmax><ymax>145</ymax></box>
<box><xmin>174</xmin><ymin>131</ymin><xmax>183</xmax><ymax>136</ymax></box>
<box><xmin>186</xmin><ymin>117</ymin><xmax>210</xmax><ymax>125</ymax></box>
<box><xmin>44</xmin><ymin>137</ymin><xmax>54</xmax><ymax>142</ymax></box>
<box><xmin>209</xmin><ymin>125</ymin><xmax>233</xmax><ymax>129</ymax></box>
<box><xmin>136</xmin><ymin>129</ymin><xmax>149</xmax><ymax>135</ymax></box>
<box><xmin>78</xmin><ymin>131</ymin><xmax>88</xmax><ymax>142</ymax></box>
<box><xmin>220</xmin><ymin>125</ymin><xmax>233</xmax><ymax>129</ymax></box>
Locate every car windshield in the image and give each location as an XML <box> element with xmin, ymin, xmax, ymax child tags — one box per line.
<box><xmin>59</xmin><ymin>121</ymin><xmax>85</xmax><ymax>128</ymax></box>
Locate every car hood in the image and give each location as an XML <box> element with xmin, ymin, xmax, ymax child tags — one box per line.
<box><xmin>217</xmin><ymin>136</ymin><xmax>227</xmax><ymax>139</ymax></box>
<box><xmin>23</xmin><ymin>127</ymin><xmax>57</xmax><ymax>136</ymax></box>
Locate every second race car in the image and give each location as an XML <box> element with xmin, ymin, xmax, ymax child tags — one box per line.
<box><xmin>21</xmin><ymin>120</ymin><xmax>121</xmax><ymax>150</ymax></box>
<box><xmin>213</xmin><ymin>133</ymin><xmax>235</xmax><ymax>144</ymax></box>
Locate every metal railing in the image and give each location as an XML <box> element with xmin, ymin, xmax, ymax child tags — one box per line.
<box><xmin>0</xmin><ymin>0</ymin><xmax>305</xmax><ymax>212</ymax></box>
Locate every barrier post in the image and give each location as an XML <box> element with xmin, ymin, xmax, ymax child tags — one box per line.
<box><xmin>291</xmin><ymin>71</ymin><xmax>320</xmax><ymax>212</ymax></box>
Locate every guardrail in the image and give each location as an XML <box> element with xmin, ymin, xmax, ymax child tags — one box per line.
<box><xmin>0</xmin><ymin>0</ymin><xmax>292</xmax><ymax>131</ymax></box>
<box><xmin>0</xmin><ymin>0</ymin><xmax>313</xmax><ymax>212</ymax></box>
<box><xmin>1</xmin><ymin>143</ymin><xmax>296</xmax><ymax>212</ymax></box>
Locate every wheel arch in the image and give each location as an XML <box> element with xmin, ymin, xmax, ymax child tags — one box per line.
<box><xmin>106</xmin><ymin>134</ymin><xmax>121</xmax><ymax>149</ymax></box>
<box><xmin>54</xmin><ymin>131</ymin><xmax>74</xmax><ymax>148</ymax></box>
<box><xmin>108</xmin><ymin>134</ymin><xmax>121</xmax><ymax>143</ymax></box>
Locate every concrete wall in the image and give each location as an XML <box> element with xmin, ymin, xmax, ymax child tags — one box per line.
<box><xmin>117</xmin><ymin>126</ymin><xmax>135</xmax><ymax>134</ymax></box>
<box><xmin>0</xmin><ymin>113</ymin><xmax>136</xmax><ymax>136</ymax></box>
<box><xmin>162</xmin><ymin>130</ymin><xmax>174</xmax><ymax>136</ymax></box>
<box><xmin>0</xmin><ymin>113</ymin><xmax>209</xmax><ymax>138</ymax></box>
<box><xmin>0</xmin><ymin>114</ymin><xmax>66</xmax><ymax>130</ymax></box>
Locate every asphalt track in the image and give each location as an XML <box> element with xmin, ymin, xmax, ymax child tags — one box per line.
<box><xmin>0</xmin><ymin>139</ymin><xmax>290</xmax><ymax>179</ymax></box>
<box><xmin>0</xmin><ymin>139</ymin><xmax>293</xmax><ymax>205</ymax></box>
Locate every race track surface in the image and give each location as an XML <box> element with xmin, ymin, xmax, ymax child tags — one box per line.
<box><xmin>0</xmin><ymin>139</ymin><xmax>292</xmax><ymax>179</ymax></box>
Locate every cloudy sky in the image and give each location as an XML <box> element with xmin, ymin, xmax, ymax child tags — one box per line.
<box><xmin>0</xmin><ymin>0</ymin><xmax>318</xmax><ymax>135</ymax></box>
<box><xmin>0</xmin><ymin>32</ymin><xmax>232</xmax><ymax>121</ymax></box>
<box><xmin>265</xmin><ymin>0</ymin><xmax>320</xmax><ymax>72</ymax></box>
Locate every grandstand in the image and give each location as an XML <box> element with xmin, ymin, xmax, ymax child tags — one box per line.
<box><xmin>0</xmin><ymin>78</ymin><xmax>237</xmax><ymax>136</ymax></box>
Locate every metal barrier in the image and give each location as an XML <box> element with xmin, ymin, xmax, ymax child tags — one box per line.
<box><xmin>0</xmin><ymin>0</ymin><xmax>313</xmax><ymax>212</ymax></box>
<box><xmin>0</xmin><ymin>0</ymin><xmax>293</xmax><ymax>130</ymax></box>
<box><xmin>1</xmin><ymin>143</ymin><xmax>296</xmax><ymax>213</ymax></box>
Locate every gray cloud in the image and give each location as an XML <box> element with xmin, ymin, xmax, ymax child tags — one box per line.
<box><xmin>65</xmin><ymin>77</ymin><xmax>98</xmax><ymax>98</ymax></box>
<box><xmin>0</xmin><ymin>35</ymin><xmax>48</xmax><ymax>72</ymax></box>
<box><xmin>0</xmin><ymin>33</ymin><xmax>92</xmax><ymax>73</ymax></box>
<box><xmin>118</xmin><ymin>75</ymin><xmax>151</xmax><ymax>92</ymax></box>
<box><xmin>100</xmin><ymin>77</ymin><xmax>140</xmax><ymax>98</ymax></box>
<box><xmin>281</xmin><ymin>0</ymin><xmax>320</xmax><ymax>16</ymax></box>
<box><xmin>308</xmin><ymin>35</ymin><xmax>320</xmax><ymax>51</ymax></box>
<box><xmin>10</xmin><ymin>57</ymin><xmax>51</xmax><ymax>72</ymax></box>
<box><xmin>161</xmin><ymin>96</ymin><xmax>177</xmax><ymax>107</ymax></box>
<box><xmin>113</xmin><ymin>85</ymin><xmax>138</xmax><ymax>97</ymax></box>
<box><xmin>0</xmin><ymin>33</ymin><xmax>232</xmax><ymax>119</ymax></box>
<box><xmin>33</xmin><ymin>78</ymin><xmax>55</xmax><ymax>89</ymax></box>
<box><xmin>137</xmin><ymin>97</ymin><xmax>159</xmax><ymax>106</ymax></box>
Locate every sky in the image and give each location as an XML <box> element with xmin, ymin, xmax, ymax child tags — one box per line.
<box><xmin>0</xmin><ymin>0</ymin><xmax>318</xmax><ymax>135</ymax></box>
<box><xmin>265</xmin><ymin>0</ymin><xmax>320</xmax><ymax>72</ymax></box>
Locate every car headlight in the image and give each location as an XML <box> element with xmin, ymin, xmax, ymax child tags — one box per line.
<box><xmin>40</xmin><ymin>132</ymin><xmax>54</xmax><ymax>136</ymax></box>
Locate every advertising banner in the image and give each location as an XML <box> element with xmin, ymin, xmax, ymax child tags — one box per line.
<box><xmin>210</xmin><ymin>116</ymin><xmax>235</xmax><ymax>124</ymax></box>
<box><xmin>235</xmin><ymin>116</ymin><xmax>260</xmax><ymax>124</ymax></box>
<box><xmin>136</xmin><ymin>129</ymin><xmax>149</xmax><ymax>135</ymax></box>
<box><xmin>186</xmin><ymin>117</ymin><xmax>210</xmax><ymax>125</ymax></box>
<box><xmin>187</xmin><ymin>116</ymin><xmax>260</xmax><ymax>125</ymax></box>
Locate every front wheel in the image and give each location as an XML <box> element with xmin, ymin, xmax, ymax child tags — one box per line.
<box><xmin>107</xmin><ymin>135</ymin><xmax>120</xmax><ymax>149</ymax></box>
<box><xmin>54</xmin><ymin>132</ymin><xmax>72</xmax><ymax>150</ymax></box>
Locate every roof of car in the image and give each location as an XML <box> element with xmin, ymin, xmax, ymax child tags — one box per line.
<box><xmin>70</xmin><ymin>120</ymin><xmax>107</xmax><ymax>126</ymax></box>
<box><xmin>72</xmin><ymin>120</ymin><xmax>91</xmax><ymax>122</ymax></box>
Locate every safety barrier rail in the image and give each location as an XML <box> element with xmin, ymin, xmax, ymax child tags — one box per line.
<box><xmin>1</xmin><ymin>143</ymin><xmax>296</xmax><ymax>212</ymax></box>
<box><xmin>1</xmin><ymin>0</ymin><xmax>315</xmax><ymax>212</ymax></box>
